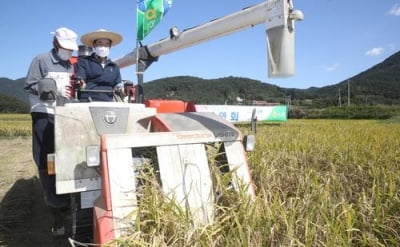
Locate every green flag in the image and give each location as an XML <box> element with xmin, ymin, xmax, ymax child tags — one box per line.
<box><xmin>137</xmin><ymin>0</ymin><xmax>173</xmax><ymax>41</ymax></box>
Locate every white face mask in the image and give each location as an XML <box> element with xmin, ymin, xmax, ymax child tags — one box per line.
<box><xmin>57</xmin><ymin>48</ymin><xmax>73</xmax><ymax>61</ymax></box>
<box><xmin>94</xmin><ymin>46</ymin><xmax>110</xmax><ymax>57</ymax></box>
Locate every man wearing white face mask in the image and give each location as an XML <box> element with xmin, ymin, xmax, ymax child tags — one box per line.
<box><xmin>77</xmin><ymin>29</ymin><xmax>123</xmax><ymax>102</ymax></box>
<box><xmin>24</xmin><ymin>26</ymin><xmax>78</xmax><ymax>236</ymax></box>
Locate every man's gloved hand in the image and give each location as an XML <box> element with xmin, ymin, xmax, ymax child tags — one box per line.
<box><xmin>113</xmin><ymin>86</ymin><xmax>126</xmax><ymax>102</ymax></box>
<box><xmin>69</xmin><ymin>75</ymin><xmax>87</xmax><ymax>99</ymax></box>
<box><xmin>114</xmin><ymin>86</ymin><xmax>126</xmax><ymax>98</ymax></box>
<box><xmin>80</xmin><ymin>81</ymin><xmax>87</xmax><ymax>89</ymax></box>
<box><xmin>63</xmin><ymin>85</ymin><xmax>73</xmax><ymax>99</ymax></box>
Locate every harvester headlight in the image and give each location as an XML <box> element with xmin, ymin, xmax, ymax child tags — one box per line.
<box><xmin>243</xmin><ymin>135</ymin><xmax>256</xmax><ymax>152</ymax></box>
<box><xmin>86</xmin><ymin>145</ymin><xmax>100</xmax><ymax>167</ymax></box>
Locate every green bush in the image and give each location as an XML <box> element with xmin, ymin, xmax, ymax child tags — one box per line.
<box><xmin>289</xmin><ymin>105</ymin><xmax>399</xmax><ymax>119</ymax></box>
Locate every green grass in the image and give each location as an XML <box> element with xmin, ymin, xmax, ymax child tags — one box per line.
<box><xmin>378</xmin><ymin>115</ymin><xmax>400</xmax><ymax>124</ymax></box>
<box><xmin>111</xmin><ymin>119</ymin><xmax>400</xmax><ymax>246</ymax></box>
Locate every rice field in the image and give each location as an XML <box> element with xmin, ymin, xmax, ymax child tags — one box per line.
<box><xmin>0</xmin><ymin>114</ymin><xmax>31</xmax><ymax>137</ymax></box>
<box><xmin>1</xmin><ymin>114</ymin><xmax>399</xmax><ymax>246</ymax></box>
<box><xmin>245</xmin><ymin>120</ymin><xmax>400</xmax><ymax>246</ymax></box>
<box><xmin>111</xmin><ymin>119</ymin><xmax>400</xmax><ymax>246</ymax></box>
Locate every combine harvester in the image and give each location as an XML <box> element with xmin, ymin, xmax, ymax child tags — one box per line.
<box><xmin>49</xmin><ymin>0</ymin><xmax>303</xmax><ymax>244</ymax></box>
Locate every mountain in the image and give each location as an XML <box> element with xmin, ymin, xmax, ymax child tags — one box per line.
<box><xmin>142</xmin><ymin>76</ymin><xmax>287</xmax><ymax>104</ymax></box>
<box><xmin>0</xmin><ymin>77</ymin><xmax>29</xmax><ymax>104</ymax></box>
<box><xmin>306</xmin><ymin>51</ymin><xmax>400</xmax><ymax>106</ymax></box>
<box><xmin>1</xmin><ymin>51</ymin><xmax>399</xmax><ymax>108</ymax></box>
<box><xmin>0</xmin><ymin>77</ymin><xmax>30</xmax><ymax>113</ymax></box>
<box><xmin>0</xmin><ymin>93</ymin><xmax>30</xmax><ymax>113</ymax></box>
<box><xmin>143</xmin><ymin>51</ymin><xmax>400</xmax><ymax>106</ymax></box>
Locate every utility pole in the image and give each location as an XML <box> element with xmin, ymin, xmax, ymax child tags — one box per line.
<box><xmin>338</xmin><ymin>88</ymin><xmax>341</xmax><ymax>107</ymax></box>
<box><xmin>285</xmin><ymin>95</ymin><xmax>291</xmax><ymax>109</ymax></box>
<box><xmin>347</xmin><ymin>80</ymin><xmax>350</xmax><ymax>106</ymax></box>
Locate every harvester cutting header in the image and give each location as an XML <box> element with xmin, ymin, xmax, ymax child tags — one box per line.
<box><xmin>43</xmin><ymin>0</ymin><xmax>303</xmax><ymax>244</ymax></box>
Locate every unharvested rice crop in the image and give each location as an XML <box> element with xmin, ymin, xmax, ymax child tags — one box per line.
<box><xmin>2</xmin><ymin>113</ymin><xmax>399</xmax><ymax>246</ymax></box>
<box><xmin>111</xmin><ymin>119</ymin><xmax>400</xmax><ymax>246</ymax></box>
<box><xmin>0</xmin><ymin>114</ymin><xmax>31</xmax><ymax>137</ymax></box>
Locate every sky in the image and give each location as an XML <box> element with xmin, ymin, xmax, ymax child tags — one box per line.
<box><xmin>0</xmin><ymin>0</ymin><xmax>399</xmax><ymax>89</ymax></box>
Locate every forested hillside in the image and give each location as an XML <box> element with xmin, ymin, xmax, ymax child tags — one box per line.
<box><xmin>0</xmin><ymin>94</ymin><xmax>29</xmax><ymax>113</ymax></box>
<box><xmin>142</xmin><ymin>76</ymin><xmax>287</xmax><ymax>104</ymax></box>
<box><xmin>305</xmin><ymin>51</ymin><xmax>400</xmax><ymax>107</ymax></box>
<box><xmin>0</xmin><ymin>78</ymin><xmax>28</xmax><ymax>104</ymax></box>
<box><xmin>1</xmin><ymin>50</ymin><xmax>399</xmax><ymax>112</ymax></box>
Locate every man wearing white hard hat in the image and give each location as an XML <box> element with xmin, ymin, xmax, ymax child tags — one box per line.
<box><xmin>76</xmin><ymin>29</ymin><xmax>123</xmax><ymax>102</ymax></box>
<box><xmin>24</xmin><ymin>27</ymin><xmax>79</xmax><ymax>236</ymax></box>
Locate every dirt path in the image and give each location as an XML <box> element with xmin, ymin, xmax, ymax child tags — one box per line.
<box><xmin>0</xmin><ymin>137</ymin><xmax>69</xmax><ymax>247</ymax></box>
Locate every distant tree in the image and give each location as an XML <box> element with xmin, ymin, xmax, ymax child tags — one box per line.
<box><xmin>0</xmin><ymin>94</ymin><xmax>29</xmax><ymax>113</ymax></box>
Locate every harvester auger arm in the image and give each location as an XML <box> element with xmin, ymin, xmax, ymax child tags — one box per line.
<box><xmin>114</xmin><ymin>0</ymin><xmax>303</xmax><ymax>101</ymax></box>
<box><xmin>115</xmin><ymin>0</ymin><xmax>303</xmax><ymax>77</ymax></box>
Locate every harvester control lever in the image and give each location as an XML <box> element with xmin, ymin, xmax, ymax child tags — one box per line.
<box><xmin>70</xmin><ymin>75</ymin><xmax>84</xmax><ymax>100</ymax></box>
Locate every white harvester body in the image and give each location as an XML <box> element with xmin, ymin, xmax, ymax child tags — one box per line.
<box><xmin>53</xmin><ymin>102</ymin><xmax>255</xmax><ymax>242</ymax></box>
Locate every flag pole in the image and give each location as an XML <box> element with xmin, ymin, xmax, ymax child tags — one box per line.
<box><xmin>136</xmin><ymin>1</ymin><xmax>144</xmax><ymax>104</ymax></box>
<box><xmin>135</xmin><ymin>40</ymin><xmax>144</xmax><ymax>103</ymax></box>
<box><xmin>135</xmin><ymin>0</ymin><xmax>172</xmax><ymax>103</ymax></box>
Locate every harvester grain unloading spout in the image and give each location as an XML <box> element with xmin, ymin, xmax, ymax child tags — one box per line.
<box><xmin>114</xmin><ymin>0</ymin><xmax>303</xmax><ymax>77</ymax></box>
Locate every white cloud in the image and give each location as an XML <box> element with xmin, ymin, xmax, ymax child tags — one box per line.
<box><xmin>389</xmin><ymin>3</ymin><xmax>400</xmax><ymax>16</ymax></box>
<box><xmin>324</xmin><ymin>63</ymin><xmax>339</xmax><ymax>72</ymax></box>
<box><xmin>365</xmin><ymin>47</ymin><xmax>384</xmax><ymax>56</ymax></box>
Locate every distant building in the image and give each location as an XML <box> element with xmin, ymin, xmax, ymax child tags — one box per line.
<box><xmin>251</xmin><ymin>100</ymin><xmax>279</xmax><ymax>106</ymax></box>
<box><xmin>303</xmin><ymin>99</ymin><xmax>313</xmax><ymax>105</ymax></box>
